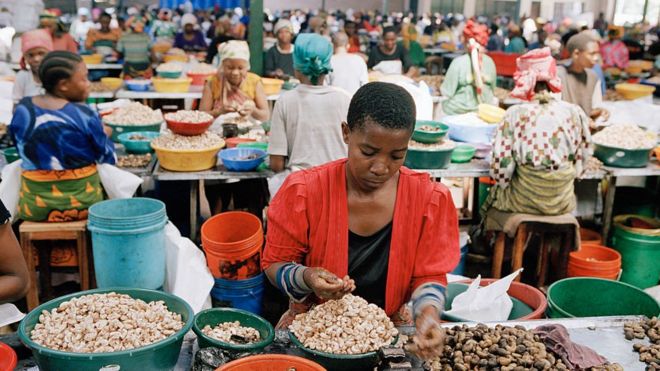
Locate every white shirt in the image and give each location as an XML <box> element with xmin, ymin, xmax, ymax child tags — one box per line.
<box><xmin>328</xmin><ymin>52</ymin><xmax>369</xmax><ymax>96</ymax></box>
<box><xmin>268</xmin><ymin>84</ymin><xmax>350</xmax><ymax>170</ymax></box>
<box><xmin>13</xmin><ymin>70</ymin><xmax>43</xmax><ymax>104</ymax></box>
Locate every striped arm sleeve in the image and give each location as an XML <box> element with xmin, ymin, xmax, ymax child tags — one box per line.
<box><xmin>275</xmin><ymin>262</ymin><xmax>313</xmax><ymax>302</ymax></box>
<box><xmin>411</xmin><ymin>282</ymin><xmax>446</xmax><ymax>318</ymax></box>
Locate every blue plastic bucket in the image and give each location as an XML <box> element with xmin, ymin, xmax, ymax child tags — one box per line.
<box><xmin>451</xmin><ymin>232</ymin><xmax>470</xmax><ymax>276</ymax></box>
<box><xmin>211</xmin><ymin>273</ymin><xmax>264</xmax><ymax>315</ymax></box>
<box><xmin>88</xmin><ymin>198</ymin><xmax>168</xmax><ymax>289</ymax></box>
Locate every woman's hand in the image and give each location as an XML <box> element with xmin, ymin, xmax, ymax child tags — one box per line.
<box><xmin>590</xmin><ymin>107</ymin><xmax>610</xmax><ymax>122</ymax></box>
<box><xmin>303</xmin><ymin>267</ymin><xmax>355</xmax><ymax>300</ymax></box>
<box><xmin>238</xmin><ymin>100</ymin><xmax>256</xmax><ymax>117</ymax></box>
<box><xmin>406</xmin><ymin>305</ymin><xmax>445</xmax><ymax>360</ymax></box>
<box><xmin>103</xmin><ymin>124</ymin><xmax>113</xmax><ymax>138</ymax></box>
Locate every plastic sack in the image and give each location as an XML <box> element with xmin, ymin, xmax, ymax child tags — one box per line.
<box><xmin>97</xmin><ymin>163</ymin><xmax>143</xmax><ymax>199</ymax></box>
<box><xmin>163</xmin><ymin>222</ymin><xmax>214</xmax><ymax>313</ymax></box>
<box><xmin>0</xmin><ymin>159</ymin><xmax>22</xmax><ymax>220</ymax></box>
<box><xmin>443</xmin><ymin>269</ymin><xmax>523</xmax><ymax>322</ymax></box>
<box><xmin>373</xmin><ymin>60</ymin><xmax>403</xmax><ymax>75</ymax></box>
<box><xmin>0</xmin><ymin>303</ymin><xmax>24</xmax><ymax>327</ymax></box>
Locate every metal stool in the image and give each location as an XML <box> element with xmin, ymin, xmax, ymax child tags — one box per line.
<box><xmin>19</xmin><ymin>220</ymin><xmax>91</xmax><ymax>310</ymax></box>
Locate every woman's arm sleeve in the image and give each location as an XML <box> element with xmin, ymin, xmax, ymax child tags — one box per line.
<box><xmin>88</xmin><ymin>113</ymin><xmax>116</xmax><ymax>165</ymax></box>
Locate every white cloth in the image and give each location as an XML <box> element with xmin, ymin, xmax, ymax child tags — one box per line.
<box><xmin>268</xmin><ymin>84</ymin><xmax>350</xmax><ymax>171</ymax></box>
<box><xmin>329</xmin><ymin>52</ymin><xmax>368</xmax><ymax>96</ymax></box>
<box><xmin>70</xmin><ymin>19</ymin><xmax>94</xmax><ymax>44</ymax></box>
<box><xmin>377</xmin><ymin>75</ymin><xmax>434</xmax><ymax>120</ymax></box>
<box><xmin>12</xmin><ymin>70</ymin><xmax>43</xmax><ymax>104</ymax></box>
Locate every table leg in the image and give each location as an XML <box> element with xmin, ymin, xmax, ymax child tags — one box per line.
<box><xmin>602</xmin><ymin>175</ymin><xmax>617</xmax><ymax>243</ymax></box>
<box><xmin>190</xmin><ymin>180</ymin><xmax>199</xmax><ymax>242</ymax></box>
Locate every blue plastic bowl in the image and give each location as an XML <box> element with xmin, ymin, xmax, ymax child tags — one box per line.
<box><xmin>219</xmin><ymin>148</ymin><xmax>267</xmax><ymax>172</ymax></box>
<box><xmin>125</xmin><ymin>80</ymin><xmax>152</xmax><ymax>92</ymax></box>
<box><xmin>117</xmin><ymin>131</ymin><xmax>160</xmax><ymax>154</ymax></box>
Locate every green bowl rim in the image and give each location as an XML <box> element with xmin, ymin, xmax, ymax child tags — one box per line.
<box><xmin>407</xmin><ymin>145</ymin><xmax>455</xmax><ymax>153</ymax></box>
<box><xmin>546</xmin><ymin>277</ymin><xmax>660</xmax><ymax>318</ymax></box>
<box><xmin>105</xmin><ymin>120</ymin><xmax>164</xmax><ymax>128</ymax></box>
<box><xmin>191</xmin><ymin>307</ymin><xmax>275</xmax><ymax>351</ymax></box>
<box><xmin>18</xmin><ymin>287</ymin><xmax>194</xmax><ymax>359</ymax></box>
<box><xmin>1</xmin><ymin>147</ymin><xmax>18</xmax><ymax>154</ymax></box>
<box><xmin>414</xmin><ymin>121</ymin><xmax>449</xmax><ymax>132</ymax></box>
<box><xmin>289</xmin><ymin>330</ymin><xmax>398</xmax><ymax>360</ymax></box>
<box><xmin>593</xmin><ymin>142</ymin><xmax>655</xmax><ymax>152</ymax></box>
<box><xmin>117</xmin><ymin>131</ymin><xmax>161</xmax><ymax>143</ymax></box>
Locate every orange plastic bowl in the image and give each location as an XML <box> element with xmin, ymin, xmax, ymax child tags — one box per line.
<box><xmin>165</xmin><ymin>118</ymin><xmax>213</xmax><ymax>136</ymax></box>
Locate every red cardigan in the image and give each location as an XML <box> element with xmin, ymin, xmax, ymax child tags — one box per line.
<box><xmin>262</xmin><ymin>159</ymin><xmax>460</xmax><ymax>316</ymax></box>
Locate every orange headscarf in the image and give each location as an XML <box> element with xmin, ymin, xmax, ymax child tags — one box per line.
<box><xmin>463</xmin><ymin>19</ymin><xmax>489</xmax><ymax>47</ymax></box>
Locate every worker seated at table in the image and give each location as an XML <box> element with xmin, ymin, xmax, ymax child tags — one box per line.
<box><xmin>267</xmin><ymin>33</ymin><xmax>351</xmax><ymax>196</ymax></box>
<box><xmin>13</xmin><ymin>29</ymin><xmax>52</xmax><ymax>105</ymax></box>
<box><xmin>441</xmin><ymin>20</ymin><xmax>497</xmax><ymax>116</ymax></box>
<box><xmin>263</xmin><ymin>82</ymin><xmax>460</xmax><ymax>360</ymax></box>
<box><xmin>200</xmin><ymin>40</ymin><xmax>269</xmax><ymax>122</ymax></box>
<box><xmin>9</xmin><ymin>51</ymin><xmax>116</xmax><ymax>222</ymax></box>
<box><xmin>85</xmin><ymin>12</ymin><xmax>122</xmax><ymax>57</ymax></box>
<box><xmin>367</xmin><ymin>26</ymin><xmax>418</xmax><ymax>77</ymax></box>
<box><xmin>117</xmin><ymin>17</ymin><xmax>153</xmax><ymax>79</ymax></box>
<box><xmin>173</xmin><ymin>14</ymin><xmax>207</xmax><ymax>53</ymax></box>
<box><xmin>264</xmin><ymin>19</ymin><xmax>295</xmax><ymax>80</ymax></box>
<box><xmin>482</xmin><ymin>48</ymin><xmax>592</xmax><ymax>216</ymax></box>
<box><xmin>39</xmin><ymin>11</ymin><xmax>78</xmax><ymax>53</ymax></box>
<box><xmin>557</xmin><ymin>32</ymin><xmax>609</xmax><ymax>122</ymax></box>
<box><xmin>0</xmin><ymin>200</ymin><xmax>29</xmax><ymax>304</ymax></box>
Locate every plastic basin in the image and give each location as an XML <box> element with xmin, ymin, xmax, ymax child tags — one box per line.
<box><xmin>105</xmin><ymin>121</ymin><xmax>162</xmax><ymax>143</ymax></box>
<box><xmin>568</xmin><ymin>244</ymin><xmax>621</xmax><ymax>280</ymax></box>
<box><xmin>1</xmin><ymin>147</ymin><xmax>20</xmax><ymax>164</ymax></box>
<box><xmin>218</xmin><ymin>354</ymin><xmax>325</xmax><ymax>371</ymax></box>
<box><xmin>546</xmin><ymin>277</ymin><xmax>660</xmax><ymax>318</ymax></box>
<box><xmin>157</xmin><ymin>70</ymin><xmax>182</xmax><ymax>79</ymax></box>
<box><xmin>404</xmin><ymin>147</ymin><xmax>453</xmax><ymax>169</ymax></box>
<box><xmin>261</xmin><ymin>77</ymin><xmax>283</xmax><ymax>95</ymax></box>
<box><xmin>165</xmin><ymin>118</ymin><xmax>213</xmax><ymax>136</ymax></box>
<box><xmin>152</xmin><ymin>141</ymin><xmax>225</xmax><ymax>172</ymax></box>
<box><xmin>0</xmin><ymin>342</ymin><xmax>17</xmax><ymax>371</ymax></box>
<box><xmin>237</xmin><ymin>142</ymin><xmax>268</xmax><ymax>151</ymax></box>
<box><xmin>211</xmin><ymin>274</ymin><xmax>265</xmax><ymax>314</ymax></box>
<box><xmin>164</xmin><ymin>54</ymin><xmax>188</xmax><ymax>63</ymax></box>
<box><xmin>117</xmin><ymin>131</ymin><xmax>160</xmax><ymax>154</ymax></box>
<box><xmin>82</xmin><ymin>54</ymin><xmax>103</xmax><ymax>64</ymax></box>
<box><xmin>451</xmin><ymin>144</ymin><xmax>476</xmax><ymax>163</ymax></box>
<box><xmin>220</xmin><ymin>148</ymin><xmax>267</xmax><ymax>172</ymax></box>
<box><xmin>192</xmin><ymin>307</ymin><xmax>274</xmax><ymax>352</ymax></box>
<box><xmin>225</xmin><ymin>137</ymin><xmax>256</xmax><ymax>148</ymax></box>
<box><xmin>442</xmin><ymin>279</ymin><xmax>547</xmax><ymax>322</ymax></box>
<box><xmin>187</xmin><ymin>72</ymin><xmax>215</xmax><ymax>86</ymax></box>
<box><xmin>125</xmin><ymin>79</ymin><xmax>152</xmax><ymax>92</ymax></box>
<box><xmin>100</xmin><ymin>77</ymin><xmax>122</xmax><ymax>90</ymax></box>
<box><xmin>593</xmin><ymin>143</ymin><xmax>652</xmax><ymax>168</ymax></box>
<box><xmin>615</xmin><ymin>83</ymin><xmax>655</xmax><ymax>100</ymax></box>
<box><xmin>289</xmin><ymin>332</ymin><xmax>397</xmax><ymax>371</ymax></box>
<box><xmin>18</xmin><ymin>288</ymin><xmax>194</xmax><ymax>371</ymax></box>
<box><xmin>611</xmin><ymin>215</ymin><xmax>660</xmax><ymax>289</ymax></box>
<box><xmin>153</xmin><ymin>77</ymin><xmax>192</xmax><ymax>93</ymax></box>
<box><xmin>411</xmin><ymin>120</ymin><xmax>449</xmax><ymax>144</ymax></box>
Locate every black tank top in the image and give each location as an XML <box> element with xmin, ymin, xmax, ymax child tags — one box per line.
<box><xmin>348</xmin><ymin>222</ymin><xmax>392</xmax><ymax>309</ymax></box>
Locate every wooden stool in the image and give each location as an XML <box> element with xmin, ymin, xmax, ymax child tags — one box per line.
<box><xmin>491</xmin><ymin>221</ymin><xmax>578</xmax><ymax>287</ymax></box>
<box><xmin>19</xmin><ymin>220</ymin><xmax>91</xmax><ymax>310</ymax></box>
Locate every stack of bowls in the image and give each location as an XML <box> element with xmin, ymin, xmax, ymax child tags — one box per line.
<box><xmin>405</xmin><ymin>120</ymin><xmax>454</xmax><ymax>169</ymax></box>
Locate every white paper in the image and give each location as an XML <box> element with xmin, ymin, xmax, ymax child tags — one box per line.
<box><xmin>373</xmin><ymin>60</ymin><xmax>403</xmax><ymax>75</ymax></box>
<box><xmin>163</xmin><ymin>222</ymin><xmax>214</xmax><ymax>314</ymax></box>
<box><xmin>444</xmin><ymin>268</ymin><xmax>523</xmax><ymax>322</ymax></box>
<box><xmin>0</xmin><ymin>303</ymin><xmax>24</xmax><ymax>327</ymax></box>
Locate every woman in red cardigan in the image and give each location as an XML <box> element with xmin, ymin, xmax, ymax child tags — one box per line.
<box><xmin>262</xmin><ymin>82</ymin><xmax>460</xmax><ymax>359</ymax></box>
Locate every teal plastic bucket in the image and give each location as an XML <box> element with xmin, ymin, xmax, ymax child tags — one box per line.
<box><xmin>211</xmin><ymin>273</ymin><xmax>264</xmax><ymax>315</ymax></box>
<box><xmin>88</xmin><ymin>198</ymin><xmax>168</xmax><ymax>289</ymax></box>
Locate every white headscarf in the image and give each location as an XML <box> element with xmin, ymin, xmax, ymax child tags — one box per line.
<box><xmin>218</xmin><ymin>40</ymin><xmax>250</xmax><ymax>68</ymax></box>
<box><xmin>181</xmin><ymin>13</ymin><xmax>197</xmax><ymax>27</ymax></box>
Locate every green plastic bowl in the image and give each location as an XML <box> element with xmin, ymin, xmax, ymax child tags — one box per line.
<box><xmin>192</xmin><ymin>308</ymin><xmax>274</xmax><ymax>352</ymax></box>
<box><xmin>289</xmin><ymin>332</ymin><xmax>397</xmax><ymax>371</ymax></box>
<box><xmin>2</xmin><ymin>147</ymin><xmax>20</xmax><ymax>163</ymax></box>
<box><xmin>593</xmin><ymin>143</ymin><xmax>653</xmax><ymax>168</ymax></box>
<box><xmin>546</xmin><ymin>277</ymin><xmax>660</xmax><ymax>318</ymax></box>
<box><xmin>237</xmin><ymin>142</ymin><xmax>269</xmax><ymax>151</ymax></box>
<box><xmin>157</xmin><ymin>70</ymin><xmax>183</xmax><ymax>79</ymax></box>
<box><xmin>441</xmin><ymin>282</ymin><xmax>533</xmax><ymax>322</ymax></box>
<box><xmin>118</xmin><ymin>131</ymin><xmax>160</xmax><ymax>154</ymax></box>
<box><xmin>105</xmin><ymin>121</ymin><xmax>163</xmax><ymax>143</ymax></box>
<box><xmin>412</xmin><ymin>120</ymin><xmax>449</xmax><ymax>144</ymax></box>
<box><xmin>18</xmin><ymin>288</ymin><xmax>194</xmax><ymax>371</ymax></box>
<box><xmin>404</xmin><ymin>147</ymin><xmax>454</xmax><ymax>169</ymax></box>
<box><xmin>451</xmin><ymin>144</ymin><xmax>476</xmax><ymax>163</ymax></box>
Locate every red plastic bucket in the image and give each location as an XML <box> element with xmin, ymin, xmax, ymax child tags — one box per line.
<box><xmin>217</xmin><ymin>354</ymin><xmax>326</xmax><ymax>371</ymax></box>
<box><xmin>201</xmin><ymin>211</ymin><xmax>263</xmax><ymax>280</ymax></box>
<box><xmin>568</xmin><ymin>244</ymin><xmax>622</xmax><ymax>280</ymax></box>
<box><xmin>187</xmin><ymin>72</ymin><xmax>215</xmax><ymax>86</ymax></box>
<box><xmin>0</xmin><ymin>342</ymin><xmax>17</xmax><ymax>371</ymax></box>
<box><xmin>457</xmin><ymin>279</ymin><xmax>547</xmax><ymax>320</ymax></box>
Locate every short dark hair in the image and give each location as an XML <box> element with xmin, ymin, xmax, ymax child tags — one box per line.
<box><xmin>566</xmin><ymin>32</ymin><xmax>597</xmax><ymax>54</ymax></box>
<box><xmin>383</xmin><ymin>26</ymin><xmax>397</xmax><ymax>36</ymax></box>
<box><xmin>39</xmin><ymin>51</ymin><xmax>83</xmax><ymax>94</ymax></box>
<box><xmin>99</xmin><ymin>12</ymin><xmax>111</xmax><ymax>20</ymax></box>
<box><xmin>347</xmin><ymin>82</ymin><xmax>416</xmax><ymax>132</ymax></box>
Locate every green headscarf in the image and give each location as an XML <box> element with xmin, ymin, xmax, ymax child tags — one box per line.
<box><xmin>293</xmin><ymin>34</ymin><xmax>333</xmax><ymax>85</ymax></box>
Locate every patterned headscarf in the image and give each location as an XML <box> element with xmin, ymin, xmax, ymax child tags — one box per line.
<box><xmin>126</xmin><ymin>16</ymin><xmax>145</xmax><ymax>33</ymax></box>
<box><xmin>463</xmin><ymin>19</ymin><xmax>489</xmax><ymax>48</ymax></box>
<box><xmin>510</xmin><ymin>47</ymin><xmax>562</xmax><ymax>101</ymax></box>
<box><xmin>293</xmin><ymin>33</ymin><xmax>333</xmax><ymax>84</ymax></box>
<box><xmin>218</xmin><ymin>40</ymin><xmax>251</xmax><ymax>68</ymax></box>
<box><xmin>20</xmin><ymin>29</ymin><xmax>53</xmax><ymax>70</ymax></box>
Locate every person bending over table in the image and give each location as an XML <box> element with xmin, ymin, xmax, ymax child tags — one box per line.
<box><xmin>483</xmin><ymin>48</ymin><xmax>592</xmax><ymax>216</ymax></box>
<box><xmin>0</xmin><ymin>200</ymin><xmax>29</xmax><ymax>304</ymax></box>
<box><xmin>263</xmin><ymin>82</ymin><xmax>460</xmax><ymax>360</ymax></box>
<box><xmin>200</xmin><ymin>40</ymin><xmax>269</xmax><ymax>122</ymax></box>
<box><xmin>441</xmin><ymin>20</ymin><xmax>497</xmax><ymax>115</ymax></box>
<box><xmin>9</xmin><ymin>51</ymin><xmax>116</xmax><ymax>222</ymax></box>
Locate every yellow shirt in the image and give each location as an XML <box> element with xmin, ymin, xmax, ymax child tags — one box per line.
<box><xmin>208</xmin><ymin>72</ymin><xmax>260</xmax><ymax>105</ymax></box>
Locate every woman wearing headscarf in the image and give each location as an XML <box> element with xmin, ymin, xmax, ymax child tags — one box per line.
<box><xmin>13</xmin><ymin>29</ymin><xmax>52</xmax><ymax>104</ymax></box>
<box><xmin>200</xmin><ymin>40</ymin><xmax>269</xmax><ymax>121</ymax></box>
<box><xmin>39</xmin><ymin>11</ymin><xmax>78</xmax><ymax>53</ymax></box>
<box><xmin>173</xmin><ymin>14</ymin><xmax>207</xmax><ymax>52</ymax></box>
<box><xmin>117</xmin><ymin>17</ymin><xmax>152</xmax><ymax>79</ymax></box>
<box><xmin>441</xmin><ymin>20</ymin><xmax>497</xmax><ymax>115</ymax></box>
<box><xmin>267</xmin><ymin>34</ymin><xmax>351</xmax><ymax>196</ymax></box>
<box><xmin>264</xmin><ymin>19</ymin><xmax>295</xmax><ymax>79</ymax></box>
<box><xmin>483</xmin><ymin>48</ymin><xmax>591</xmax><ymax>216</ymax></box>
